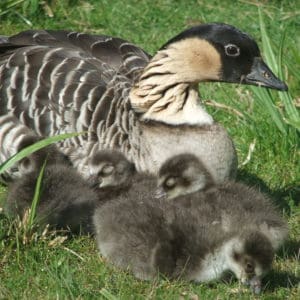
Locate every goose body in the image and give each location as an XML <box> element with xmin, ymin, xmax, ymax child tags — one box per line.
<box><xmin>0</xmin><ymin>24</ymin><xmax>287</xmax><ymax>182</ymax></box>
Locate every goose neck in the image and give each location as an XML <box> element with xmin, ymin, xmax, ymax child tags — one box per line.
<box><xmin>129</xmin><ymin>50</ymin><xmax>214</xmax><ymax>126</ymax></box>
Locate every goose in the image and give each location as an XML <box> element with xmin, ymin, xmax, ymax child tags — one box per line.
<box><xmin>157</xmin><ymin>153</ymin><xmax>288</xmax><ymax>251</ymax></box>
<box><xmin>5</xmin><ymin>163</ymin><xmax>98</xmax><ymax>233</ymax></box>
<box><xmin>93</xmin><ymin>174</ymin><xmax>172</xmax><ymax>280</ymax></box>
<box><xmin>0</xmin><ymin>131</ymin><xmax>69</xmax><ymax>184</ymax></box>
<box><xmin>93</xmin><ymin>179</ymin><xmax>285</xmax><ymax>292</ymax></box>
<box><xmin>156</xmin><ymin>153</ymin><xmax>215</xmax><ymax>199</ymax></box>
<box><xmin>15</xmin><ymin>136</ymin><xmax>70</xmax><ymax>176</ymax></box>
<box><xmin>5</xmin><ymin>150</ymin><xmax>136</xmax><ymax>233</ymax></box>
<box><xmin>93</xmin><ymin>154</ymin><xmax>287</xmax><ymax>291</ymax></box>
<box><xmin>0</xmin><ymin>23</ymin><xmax>287</xmax><ymax>183</ymax></box>
<box><xmin>86</xmin><ymin>149</ymin><xmax>136</xmax><ymax>197</ymax></box>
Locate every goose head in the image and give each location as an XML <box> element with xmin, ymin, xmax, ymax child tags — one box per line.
<box><xmin>16</xmin><ymin>137</ymin><xmax>70</xmax><ymax>175</ymax></box>
<box><xmin>156</xmin><ymin>153</ymin><xmax>215</xmax><ymax>199</ymax></box>
<box><xmin>88</xmin><ymin>150</ymin><xmax>136</xmax><ymax>190</ymax></box>
<box><xmin>130</xmin><ymin>23</ymin><xmax>287</xmax><ymax>125</ymax></box>
<box><xmin>160</xmin><ymin>23</ymin><xmax>287</xmax><ymax>89</ymax></box>
<box><xmin>228</xmin><ymin>231</ymin><xmax>274</xmax><ymax>294</ymax></box>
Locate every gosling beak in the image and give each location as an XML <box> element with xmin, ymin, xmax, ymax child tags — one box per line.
<box><xmin>244</xmin><ymin>57</ymin><xmax>288</xmax><ymax>91</ymax></box>
<box><xmin>154</xmin><ymin>187</ymin><xmax>167</xmax><ymax>199</ymax></box>
<box><xmin>248</xmin><ymin>276</ymin><xmax>262</xmax><ymax>295</ymax></box>
<box><xmin>90</xmin><ymin>177</ymin><xmax>103</xmax><ymax>189</ymax></box>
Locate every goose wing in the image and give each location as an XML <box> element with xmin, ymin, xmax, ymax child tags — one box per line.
<box><xmin>0</xmin><ymin>30</ymin><xmax>150</xmax><ymax>136</ymax></box>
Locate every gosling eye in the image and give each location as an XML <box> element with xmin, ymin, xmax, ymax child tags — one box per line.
<box><xmin>233</xmin><ymin>251</ymin><xmax>241</xmax><ymax>261</ymax></box>
<box><xmin>164</xmin><ymin>177</ymin><xmax>177</xmax><ymax>189</ymax></box>
<box><xmin>20</xmin><ymin>157</ymin><xmax>31</xmax><ymax>169</ymax></box>
<box><xmin>224</xmin><ymin>44</ymin><xmax>240</xmax><ymax>57</ymax></box>
<box><xmin>245</xmin><ymin>261</ymin><xmax>254</xmax><ymax>274</ymax></box>
<box><xmin>99</xmin><ymin>164</ymin><xmax>114</xmax><ymax>176</ymax></box>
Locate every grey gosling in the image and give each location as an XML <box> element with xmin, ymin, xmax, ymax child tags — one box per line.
<box><xmin>5</xmin><ymin>150</ymin><xmax>135</xmax><ymax>233</ymax></box>
<box><xmin>0</xmin><ymin>24</ymin><xmax>287</xmax><ymax>184</ymax></box>
<box><xmin>0</xmin><ymin>134</ymin><xmax>69</xmax><ymax>184</ymax></box>
<box><xmin>156</xmin><ymin>153</ymin><xmax>215</xmax><ymax>199</ymax></box>
<box><xmin>93</xmin><ymin>175</ymin><xmax>172</xmax><ymax>280</ymax></box>
<box><xmin>93</xmin><ymin>154</ymin><xmax>287</xmax><ymax>293</ymax></box>
<box><xmin>6</xmin><ymin>163</ymin><xmax>98</xmax><ymax>234</ymax></box>
<box><xmin>86</xmin><ymin>150</ymin><xmax>136</xmax><ymax>198</ymax></box>
<box><xmin>15</xmin><ymin>136</ymin><xmax>70</xmax><ymax>175</ymax></box>
<box><xmin>157</xmin><ymin>153</ymin><xmax>288</xmax><ymax>292</ymax></box>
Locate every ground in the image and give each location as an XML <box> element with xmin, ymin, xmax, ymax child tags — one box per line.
<box><xmin>0</xmin><ymin>0</ymin><xmax>299</xmax><ymax>299</ymax></box>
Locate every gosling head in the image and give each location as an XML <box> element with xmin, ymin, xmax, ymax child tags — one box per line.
<box><xmin>158</xmin><ymin>23</ymin><xmax>287</xmax><ymax>90</ymax></box>
<box><xmin>228</xmin><ymin>231</ymin><xmax>274</xmax><ymax>294</ymax></box>
<box><xmin>16</xmin><ymin>137</ymin><xmax>69</xmax><ymax>175</ymax></box>
<box><xmin>157</xmin><ymin>153</ymin><xmax>215</xmax><ymax>199</ymax></box>
<box><xmin>88</xmin><ymin>150</ymin><xmax>136</xmax><ymax>190</ymax></box>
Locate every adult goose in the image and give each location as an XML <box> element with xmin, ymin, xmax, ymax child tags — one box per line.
<box><xmin>0</xmin><ymin>23</ymin><xmax>287</xmax><ymax>182</ymax></box>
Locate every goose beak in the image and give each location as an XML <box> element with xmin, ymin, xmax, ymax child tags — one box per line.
<box><xmin>244</xmin><ymin>57</ymin><xmax>288</xmax><ymax>91</ymax></box>
<box><xmin>154</xmin><ymin>187</ymin><xmax>167</xmax><ymax>199</ymax></box>
<box><xmin>249</xmin><ymin>276</ymin><xmax>262</xmax><ymax>294</ymax></box>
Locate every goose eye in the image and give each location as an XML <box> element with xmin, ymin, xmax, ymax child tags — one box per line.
<box><xmin>20</xmin><ymin>157</ymin><xmax>31</xmax><ymax>169</ymax></box>
<box><xmin>225</xmin><ymin>44</ymin><xmax>240</xmax><ymax>57</ymax></box>
<box><xmin>245</xmin><ymin>262</ymin><xmax>254</xmax><ymax>274</ymax></box>
<box><xmin>164</xmin><ymin>177</ymin><xmax>177</xmax><ymax>189</ymax></box>
<box><xmin>233</xmin><ymin>251</ymin><xmax>241</xmax><ymax>261</ymax></box>
<box><xmin>101</xmin><ymin>164</ymin><xmax>114</xmax><ymax>176</ymax></box>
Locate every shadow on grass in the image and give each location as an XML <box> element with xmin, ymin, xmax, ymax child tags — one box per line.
<box><xmin>220</xmin><ymin>270</ymin><xmax>300</xmax><ymax>293</ymax></box>
<box><xmin>237</xmin><ymin>169</ymin><xmax>300</xmax><ymax>261</ymax></box>
<box><xmin>264</xmin><ymin>269</ymin><xmax>300</xmax><ymax>292</ymax></box>
<box><xmin>237</xmin><ymin>169</ymin><xmax>300</xmax><ymax>212</ymax></box>
<box><xmin>277</xmin><ymin>238</ymin><xmax>300</xmax><ymax>261</ymax></box>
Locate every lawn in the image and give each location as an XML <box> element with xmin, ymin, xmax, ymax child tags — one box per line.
<box><xmin>0</xmin><ymin>0</ymin><xmax>299</xmax><ymax>299</ymax></box>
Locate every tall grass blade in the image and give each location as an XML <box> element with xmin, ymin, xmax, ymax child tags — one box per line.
<box><xmin>277</xmin><ymin>28</ymin><xmax>300</xmax><ymax>128</ymax></box>
<box><xmin>253</xmin><ymin>8</ymin><xmax>299</xmax><ymax>134</ymax></box>
<box><xmin>258</xmin><ymin>9</ymin><xmax>278</xmax><ymax>74</ymax></box>
<box><xmin>28</xmin><ymin>159</ymin><xmax>47</xmax><ymax>228</ymax></box>
<box><xmin>250</xmin><ymin>87</ymin><xmax>287</xmax><ymax>135</ymax></box>
<box><xmin>0</xmin><ymin>132</ymin><xmax>85</xmax><ymax>175</ymax></box>
<box><xmin>0</xmin><ymin>0</ymin><xmax>25</xmax><ymax>16</ymax></box>
<box><xmin>100</xmin><ymin>289</ymin><xmax>119</xmax><ymax>300</ymax></box>
<box><xmin>14</xmin><ymin>11</ymin><xmax>33</xmax><ymax>26</ymax></box>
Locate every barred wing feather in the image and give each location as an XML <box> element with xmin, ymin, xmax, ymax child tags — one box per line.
<box><xmin>0</xmin><ymin>30</ymin><xmax>150</xmax><ymax>178</ymax></box>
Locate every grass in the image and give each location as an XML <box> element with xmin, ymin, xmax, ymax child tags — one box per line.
<box><xmin>0</xmin><ymin>0</ymin><xmax>299</xmax><ymax>299</ymax></box>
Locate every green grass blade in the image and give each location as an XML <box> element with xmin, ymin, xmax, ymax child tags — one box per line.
<box><xmin>0</xmin><ymin>132</ymin><xmax>85</xmax><ymax>175</ymax></box>
<box><xmin>13</xmin><ymin>11</ymin><xmax>33</xmax><ymax>26</ymax></box>
<box><xmin>250</xmin><ymin>87</ymin><xmax>287</xmax><ymax>135</ymax></box>
<box><xmin>277</xmin><ymin>28</ymin><xmax>300</xmax><ymax>126</ymax></box>
<box><xmin>100</xmin><ymin>289</ymin><xmax>119</xmax><ymax>300</ymax></box>
<box><xmin>256</xmin><ymin>8</ymin><xmax>299</xmax><ymax>134</ymax></box>
<box><xmin>258</xmin><ymin>8</ymin><xmax>278</xmax><ymax>73</ymax></box>
<box><xmin>28</xmin><ymin>159</ymin><xmax>47</xmax><ymax>228</ymax></box>
<box><xmin>285</xmin><ymin>47</ymin><xmax>300</xmax><ymax>82</ymax></box>
<box><xmin>255</xmin><ymin>8</ymin><xmax>287</xmax><ymax>134</ymax></box>
<box><xmin>0</xmin><ymin>0</ymin><xmax>25</xmax><ymax>16</ymax></box>
<box><xmin>283</xmin><ymin>118</ymin><xmax>300</xmax><ymax>131</ymax></box>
